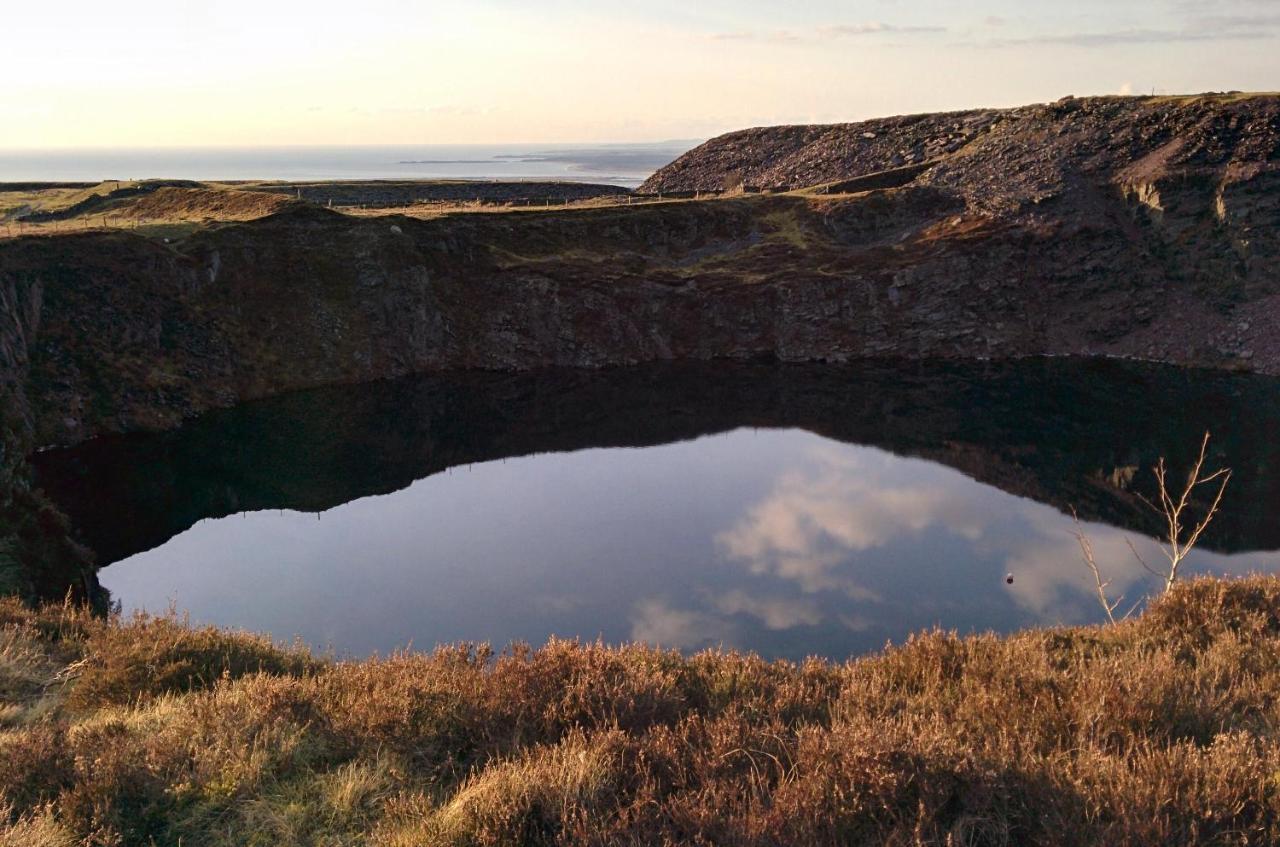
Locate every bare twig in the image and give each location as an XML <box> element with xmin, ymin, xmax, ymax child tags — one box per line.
<box><xmin>1074</xmin><ymin>432</ymin><xmax>1231</xmax><ymax>623</ymax></box>
<box><xmin>1136</xmin><ymin>431</ymin><xmax>1232</xmax><ymax>592</ymax></box>
<box><xmin>1124</xmin><ymin>537</ymin><xmax>1163</xmax><ymax>580</ymax></box>
<box><xmin>1073</xmin><ymin>509</ymin><xmax>1125</xmax><ymax>623</ymax></box>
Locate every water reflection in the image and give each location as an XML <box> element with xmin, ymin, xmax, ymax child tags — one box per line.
<box><xmin>86</xmin><ymin>429</ymin><xmax>1272</xmax><ymax>659</ymax></box>
<box><xmin>31</xmin><ymin>359</ymin><xmax>1280</xmax><ymax>659</ymax></box>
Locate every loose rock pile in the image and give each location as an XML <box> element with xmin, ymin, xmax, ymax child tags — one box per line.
<box><xmin>641</xmin><ymin>95</ymin><xmax>1280</xmax><ymax>212</ymax></box>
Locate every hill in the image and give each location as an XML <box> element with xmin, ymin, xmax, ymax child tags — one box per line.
<box><xmin>640</xmin><ymin>93</ymin><xmax>1280</xmax><ymax>202</ymax></box>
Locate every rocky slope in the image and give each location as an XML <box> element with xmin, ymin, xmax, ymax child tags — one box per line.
<box><xmin>642</xmin><ymin>93</ymin><xmax>1280</xmax><ymax>334</ymax></box>
<box><xmin>640</xmin><ymin>108</ymin><xmax>1003</xmax><ymax>193</ymax></box>
<box><xmin>641</xmin><ymin>94</ymin><xmax>1280</xmax><ymax>198</ymax></box>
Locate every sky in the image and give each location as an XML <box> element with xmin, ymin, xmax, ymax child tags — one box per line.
<box><xmin>4</xmin><ymin>0</ymin><xmax>1279</xmax><ymax>148</ymax></box>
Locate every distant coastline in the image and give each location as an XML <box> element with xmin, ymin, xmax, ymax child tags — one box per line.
<box><xmin>0</xmin><ymin>141</ymin><xmax>698</xmax><ymax>188</ymax></box>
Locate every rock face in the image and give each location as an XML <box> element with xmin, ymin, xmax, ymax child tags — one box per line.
<box><xmin>1</xmin><ymin>94</ymin><xmax>1279</xmax><ymax>458</ymax></box>
<box><xmin>642</xmin><ymin>94</ymin><xmax>1280</xmax><ymax>337</ymax></box>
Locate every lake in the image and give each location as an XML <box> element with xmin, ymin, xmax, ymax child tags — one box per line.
<box><xmin>0</xmin><ymin>142</ymin><xmax>695</xmax><ymax>188</ymax></box>
<box><xmin>32</xmin><ymin>359</ymin><xmax>1280</xmax><ymax>660</ymax></box>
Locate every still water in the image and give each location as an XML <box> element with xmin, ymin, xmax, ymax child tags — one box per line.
<box><xmin>0</xmin><ymin>143</ymin><xmax>694</xmax><ymax>187</ymax></box>
<box><xmin>33</xmin><ymin>360</ymin><xmax>1280</xmax><ymax>660</ymax></box>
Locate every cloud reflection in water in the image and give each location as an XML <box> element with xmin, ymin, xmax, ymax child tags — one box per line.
<box><xmin>101</xmin><ymin>429</ymin><xmax>1276</xmax><ymax>660</ymax></box>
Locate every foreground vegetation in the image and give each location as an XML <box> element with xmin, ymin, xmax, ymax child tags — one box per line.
<box><xmin>3</xmin><ymin>577</ymin><xmax>1280</xmax><ymax>845</ymax></box>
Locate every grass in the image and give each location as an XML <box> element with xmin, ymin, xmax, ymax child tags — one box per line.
<box><xmin>2</xmin><ymin>578</ymin><xmax>1280</xmax><ymax>844</ymax></box>
<box><xmin>0</xmin><ymin>183</ymin><xmax>128</xmax><ymax>223</ymax></box>
<box><xmin>0</xmin><ymin>181</ymin><xmax>701</xmax><ymax>242</ymax></box>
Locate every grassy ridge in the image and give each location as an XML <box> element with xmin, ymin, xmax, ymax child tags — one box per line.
<box><xmin>3</xmin><ymin>577</ymin><xmax>1280</xmax><ymax>845</ymax></box>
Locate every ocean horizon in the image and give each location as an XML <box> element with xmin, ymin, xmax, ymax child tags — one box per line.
<box><xmin>0</xmin><ymin>141</ymin><xmax>698</xmax><ymax>187</ymax></box>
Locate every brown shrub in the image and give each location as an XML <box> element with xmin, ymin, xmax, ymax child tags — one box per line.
<box><xmin>66</xmin><ymin>611</ymin><xmax>321</xmax><ymax>710</ymax></box>
<box><xmin>0</xmin><ymin>805</ymin><xmax>76</xmax><ymax>847</ymax></box>
<box><xmin>0</xmin><ymin>726</ymin><xmax>74</xmax><ymax>815</ymax></box>
<box><xmin>3</xmin><ymin>577</ymin><xmax>1280</xmax><ymax>845</ymax></box>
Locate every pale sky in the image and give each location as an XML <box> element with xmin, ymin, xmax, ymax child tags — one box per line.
<box><xmin>5</xmin><ymin>0</ymin><xmax>1279</xmax><ymax>148</ymax></box>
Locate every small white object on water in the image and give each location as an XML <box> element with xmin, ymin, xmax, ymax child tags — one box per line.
<box><xmin>389</xmin><ymin>225</ymin><xmax>402</xmax><ymax>235</ymax></box>
<box><xmin>1005</xmin><ymin>573</ymin><xmax>1014</xmax><ymax>585</ymax></box>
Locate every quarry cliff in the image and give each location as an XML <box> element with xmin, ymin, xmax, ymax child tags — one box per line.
<box><xmin>2</xmin><ymin>93</ymin><xmax>1279</xmax><ymax>456</ymax></box>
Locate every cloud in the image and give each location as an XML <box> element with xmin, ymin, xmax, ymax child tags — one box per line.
<box><xmin>999</xmin><ymin>511</ymin><xmax>1156</xmax><ymax>621</ymax></box>
<box><xmin>716</xmin><ymin>446</ymin><xmax>986</xmax><ymax>597</ymax></box>
<box><xmin>530</xmin><ymin>594</ymin><xmax>582</xmax><ymax>614</ymax></box>
<box><xmin>711</xmin><ymin>440</ymin><xmax>1269</xmax><ymax>631</ymax></box>
<box><xmin>818</xmin><ymin>23</ymin><xmax>946</xmax><ymax>37</ymax></box>
<box><xmin>984</xmin><ymin>11</ymin><xmax>1280</xmax><ymax>49</ymax></box>
<box><xmin>714</xmin><ymin>590</ymin><xmax>823</xmax><ymax>630</ymax></box>
<box><xmin>988</xmin><ymin>28</ymin><xmax>1266</xmax><ymax>47</ymax></box>
<box><xmin>629</xmin><ymin>598</ymin><xmax>730</xmax><ymax>650</ymax></box>
<box><xmin>709</xmin><ymin>22</ymin><xmax>944</xmax><ymax>44</ymax></box>
<box><xmin>998</xmin><ymin>505</ymin><xmax>1278</xmax><ymax>624</ymax></box>
<box><xmin>707</xmin><ymin>29</ymin><xmax>802</xmax><ymax>44</ymax></box>
<box><xmin>1192</xmin><ymin>12</ymin><xmax>1280</xmax><ymax>31</ymax></box>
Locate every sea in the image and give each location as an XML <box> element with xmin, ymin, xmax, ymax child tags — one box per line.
<box><xmin>0</xmin><ymin>142</ymin><xmax>698</xmax><ymax>188</ymax></box>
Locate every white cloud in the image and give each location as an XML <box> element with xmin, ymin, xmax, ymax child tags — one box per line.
<box><xmin>717</xmin><ymin>446</ymin><xmax>987</xmax><ymax>597</ymax></box>
<box><xmin>714</xmin><ymin>589</ymin><xmax>823</xmax><ymax>630</ymax></box>
<box><xmin>819</xmin><ymin>23</ymin><xmax>946</xmax><ymax>37</ymax></box>
<box><xmin>713</xmin><ymin>440</ymin><xmax>1274</xmax><ymax>630</ymax></box>
<box><xmin>708</xmin><ymin>22</ymin><xmax>945</xmax><ymax>44</ymax></box>
<box><xmin>629</xmin><ymin>598</ymin><xmax>730</xmax><ymax>649</ymax></box>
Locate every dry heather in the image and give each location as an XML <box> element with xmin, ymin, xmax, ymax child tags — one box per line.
<box><xmin>121</xmin><ymin>186</ymin><xmax>293</xmax><ymax>222</ymax></box>
<box><xmin>3</xmin><ymin>577</ymin><xmax>1280</xmax><ymax>845</ymax></box>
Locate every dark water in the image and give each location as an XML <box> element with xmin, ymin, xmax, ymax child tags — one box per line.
<box><xmin>32</xmin><ymin>360</ymin><xmax>1280</xmax><ymax>660</ymax></box>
